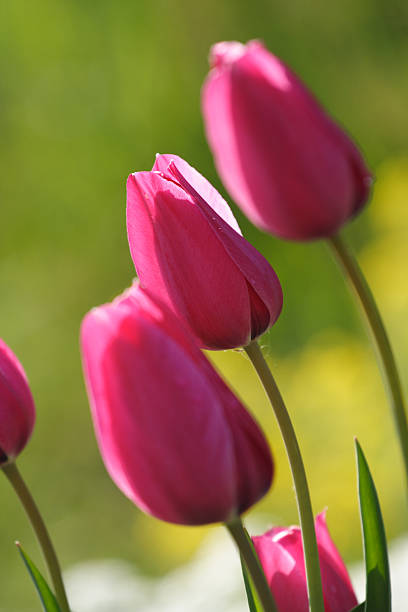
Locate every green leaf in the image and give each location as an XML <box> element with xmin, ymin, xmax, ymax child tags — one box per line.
<box><xmin>350</xmin><ymin>603</ymin><xmax>366</xmax><ymax>612</ymax></box>
<box><xmin>355</xmin><ymin>439</ymin><xmax>391</xmax><ymax>612</ymax></box>
<box><xmin>17</xmin><ymin>543</ymin><xmax>61</xmax><ymax>612</ymax></box>
<box><xmin>240</xmin><ymin>554</ymin><xmax>262</xmax><ymax>612</ymax></box>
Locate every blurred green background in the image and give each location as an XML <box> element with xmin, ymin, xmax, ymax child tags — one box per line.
<box><xmin>1</xmin><ymin>0</ymin><xmax>408</xmax><ymax>609</ymax></box>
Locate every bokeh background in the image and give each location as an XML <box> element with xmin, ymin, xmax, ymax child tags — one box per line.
<box><xmin>1</xmin><ymin>1</ymin><xmax>408</xmax><ymax>609</ymax></box>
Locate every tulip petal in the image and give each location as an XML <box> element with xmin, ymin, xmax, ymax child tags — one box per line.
<box><xmin>81</xmin><ymin>286</ymin><xmax>274</xmax><ymax>525</ymax></box>
<box><xmin>82</xmin><ymin>294</ymin><xmax>236</xmax><ymax>524</ymax></box>
<box><xmin>252</xmin><ymin>513</ymin><xmax>358</xmax><ymax>612</ymax></box>
<box><xmin>253</xmin><ymin>528</ymin><xmax>308</xmax><ymax>612</ymax></box>
<box><xmin>168</xmin><ymin>161</ymin><xmax>283</xmax><ymax>332</ymax></box>
<box><xmin>202</xmin><ymin>67</ymin><xmax>260</xmax><ymax>225</ymax></box>
<box><xmin>128</xmin><ymin>154</ymin><xmax>283</xmax><ymax>349</ymax></box>
<box><xmin>216</xmin><ymin>379</ymin><xmax>274</xmax><ymax>513</ymax></box>
<box><xmin>315</xmin><ymin>511</ymin><xmax>356</xmax><ymax>597</ymax></box>
<box><xmin>127</xmin><ymin>171</ymin><xmax>252</xmax><ymax>348</ymax></box>
<box><xmin>153</xmin><ymin>153</ymin><xmax>243</xmax><ymax>235</ymax></box>
<box><xmin>203</xmin><ymin>40</ymin><xmax>371</xmax><ymax>240</ymax></box>
<box><xmin>0</xmin><ymin>339</ymin><xmax>35</xmax><ymax>461</ymax></box>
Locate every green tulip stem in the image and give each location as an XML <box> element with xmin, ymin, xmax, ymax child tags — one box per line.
<box><xmin>245</xmin><ymin>341</ymin><xmax>324</xmax><ymax>612</ymax></box>
<box><xmin>225</xmin><ymin>517</ymin><xmax>278</xmax><ymax>612</ymax></box>
<box><xmin>1</xmin><ymin>461</ymin><xmax>71</xmax><ymax>612</ymax></box>
<box><xmin>328</xmin><ymin>232</ymin><xmax>408</xmax><ymax>490</ymax></box>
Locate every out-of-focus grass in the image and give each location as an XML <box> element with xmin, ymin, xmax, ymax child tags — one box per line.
<box><xmin>1</xmin><ymin>0</ymin><xmax>408</xmax><ymax>609</ymax></box>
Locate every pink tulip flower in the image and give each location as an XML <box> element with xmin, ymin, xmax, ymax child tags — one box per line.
<box><xmin>80</xmin><ymin>284</ymin><xmax>273</xmax><ymax>525</ymax></box>
<box><xmin>0</xmin><ymin>339</ymin><xmax>35</xmax><ymax>464</ymax></box>
<box><xmin>126</xmin><ymin>154</ymin><xmax>282</xmax><ymax>350</ymax></box>
<box><xmin>202</xmin><ymin>41</ymin><xmax>372</xmax><ymax>241</ymax></box>
<box><xmin>253</xmin><ymin>511</ymin><xmax>358</xmax><ymax>611</ymax></box>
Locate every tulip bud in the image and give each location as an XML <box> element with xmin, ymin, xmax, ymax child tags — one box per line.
<box><xmin>126</xmin><ymin>154</ymin><xmax>282</xmax><ymax>350</ymax></box>
<box><xmin>202</xmin><ymin>40</ymin><xmax>372</xmax><ymax>241</ymax></box>
<box><xmin>252</xmin><ymin>511</ymin><xmax>358</xmax><ymax>612</ymax></box>
<box><xmin>0</xmin><ymin>339</ymin><xmax>36</xmax><ymax>464</ymax></box>
<box><xmin>80</xmin><ymin>284</ymin><xmax>273</xmax><ymax>525</ymax></box>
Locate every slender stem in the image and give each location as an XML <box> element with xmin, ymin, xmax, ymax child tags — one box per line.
<box><xmin>226</xmin><ymin>517</ymin><xmax>278</xmax><ymax>612</ymax></box>
<box><xmin>1</xmin><ymin>462</ymin><xmax>71</xmax><ymax>612</ymax></box>
<box><xmin>245</xmin><ymin>341</ymin><xmax>324</xmax><ymax>612</ymax></box>
<box><xmin>328</xmin><ymin>232</ymin><xmax>408</xmax><ymax>489</ymax></box>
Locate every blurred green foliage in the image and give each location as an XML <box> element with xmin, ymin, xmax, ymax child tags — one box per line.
<box><xmin>1</xmin><ymin>1</ymin><xmax>408</xmax><ymax>609</ymax></box>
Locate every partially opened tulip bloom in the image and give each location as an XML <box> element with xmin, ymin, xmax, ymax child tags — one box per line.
<box><xmin>202</xmin><ymin>41</ymin><xmax>372</xmax><ymax>241</ymax></box>
<box><xmin>80</xmin><ymin>284</ymin><xmax>273</xmax><ymax>525</ymax></box>
<box><xmin>0</xmin><ymin>339</ymin><xmax>35</xmax><ymax>464</ymax></box>
<box><xmin>252</xmin><ymin>511</ymin><xmax>358</xmax><ymax>612</ymax></box>
<box><xmin>126</xmin><ymin>154</ymin><xmax>282</xmax><ymax>350</ymax></box>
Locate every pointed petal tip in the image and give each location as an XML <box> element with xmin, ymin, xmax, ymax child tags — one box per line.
<box><xmin>209</xmin><ymin>41</ymin><xmax>247</xmax><ymax>69</ymax></box>
<box><xmin>315</xmin><ymin>507</ymin><xmax>329</xmax><ymax>528</ymax></box>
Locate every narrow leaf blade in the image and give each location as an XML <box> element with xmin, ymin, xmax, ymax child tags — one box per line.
<box><xmin>17</xmin><ymin>543</ymin><xmax>61</xmax><ymax>612</ymax></box>
<box><xmin>355</xmin><ymin>440</ymin><xmax>391</xmax><ymax>612</ymax></box>
<box><xmin>240</xmin><ymin>554</ymin><xmax>262</xmax><ymax>612</ymax></box>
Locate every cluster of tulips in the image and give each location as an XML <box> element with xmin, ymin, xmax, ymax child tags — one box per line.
<box><xmin>1</xmin><ymin>40</ymin><xmax>405</xmax><ymax>611</ymax></box>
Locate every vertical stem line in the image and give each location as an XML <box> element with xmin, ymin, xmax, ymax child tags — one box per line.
<box><xmin>2</xmin><ymin>462</ymin><xmax>71</xmax><ymax>612</ymax></box>
<box><xmin>226</xmin><ymin>517</ymin><xmax>278</xmax><ymax>612</ymax></box>
<box><xmin>245</xmin><ymin>341</ymin><xmax>324</xmax><ymax>612</ymax></box>
<box><xmin>328</xmin><ymin>233</ymin><xmax>408</xmax><ymax>489</ymax></box>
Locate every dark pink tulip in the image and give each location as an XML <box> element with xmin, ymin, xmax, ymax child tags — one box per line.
<box><xmin>252</xmin><ymin>511</ymin><xmax>358</xmax><ymax>612</ymax></box>
<box><xmin>80</xmin><ymin>284</ymin><xmax>273</xmax><ymax>525</ymax></box>
<box><xmin>126</xmin><ymin>154</ymin><xmax>282</xmax><ymax>350</ymax></box>
<box><xmin>0</xmin><ymin>339</ymin><xmax>35</xmax><ymax>464</ymax></box>
<box><xmin>202</xmin><ymin>41</ymin><xmax>372</xmax><ymax>241</ymax></box>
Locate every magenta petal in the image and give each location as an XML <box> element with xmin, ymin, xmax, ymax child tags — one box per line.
<box><xmin>153</xmin><ymin>153</ymin><xmax>243</xmax><ymax>235</ymax></box>
<box><xmin>81</xmin><ymin>285</ymin><xmax>273</xmax><ymax>525</ymax></box>
<box><xmin>253</xmin><ymin>527</ymin><xmax>309</xmax><ymax>612</ymax></box>
<box><xmin>202</xmin><ymin>69</ymin><xmax>258</xmax><ymax>223</ymax></box>
<box><xmin>127</xmin><ymin>154</ymin><xmax>282</xmax><ymax>349</ymax></box>
<box><xmin>252</xmin><ymin>512</ymin><xmax>358</xmax><ymax>612</ymax></box>
<box><xmin>0</xmin><ymin>339</ymin><xmax>35</xmax><ymax>462</ymax></box>
<box><xmin>167</xmin><ymin>160</ymin><xmax>283</xmax><ymax>334</ymax></box>
<box><xmin>127</xmin><ymin>159</ymin><xmax>282</xmax><ymax>349</ymax></box>
<box><xmin>127</xmin><ymin>171</ymin><xmax>251</xmax><ymax>348</ymax></box>
<box><xmin>202</xmin><ymin>40</ymin><xmax>372</xmax><ymax>241</ymax></box>
<box><xmin>315</xmin><ymin>512</ymin><xmax>358</xmax><ymax>612</ymax></box>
